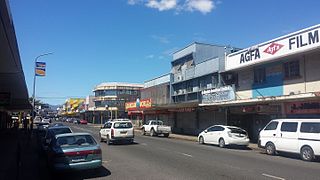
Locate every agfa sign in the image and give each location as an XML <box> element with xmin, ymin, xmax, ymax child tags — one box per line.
<box><xmin>226</xmin><ymin>24</ymin><xmax>320</xmax><ymax>71</ymax></box>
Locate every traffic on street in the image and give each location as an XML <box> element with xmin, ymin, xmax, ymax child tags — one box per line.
<box><xmin>32</xmin><ymin>120</ymin><xmax>320</xmax><ymax>180</ymax></box>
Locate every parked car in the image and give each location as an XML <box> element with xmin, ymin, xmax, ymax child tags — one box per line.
<box><xmin>42</xmin><ymin>117</ymin><xmax>51</xmax><ymax>124</ymax></box>
<box><xmin>80</xmin><ymin>119</ymin><xmax>88</xmax><ymax>124</ymax></box>
<box><xmin>34</xmin><ymin>116</ymin><xmax>42</xmax><ymax>124</ymax></box>
<box><xmin>49</xmin><ymin>123</ymin><xmax>64</xmax><ymax>127</ymax></box>
<box><xmin>141</xmin><ymin>120</ymin><xmax>171</xmax><ymax>137</ymax></box>
<box><xmin>46</xmin><ymin>132</ymin><xmax>102</xmax><ymax>171</ymax></box>
<box><xmin>73</xmin><ymin>119</ymin><xmax>80</xmax><ymax>124</ymax></box>
<box><xmin>66</xmin><ymin>118</ymin><xmax>73</xmax><ymax>123</ymax></box>
<box><xmin>42</xmin><ymin>126</ymin><xmax>73</xmax><ymax>151</ymax></box>
<box><xmin>259</xmin><ymin>119</ymin><xmax>320</xmax><ymax>161</ymax></box>
<box><xmin>99</xmin><ymin>119</ymin><xmax>134</xmax><ymax>144</ymax></box>
<box><xmin>198</xmin><ymin>125</ymin><xmax>249</xmax><ymax>148</ymax></box>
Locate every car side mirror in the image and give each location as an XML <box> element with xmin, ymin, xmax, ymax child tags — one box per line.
<box><xmin>204</xmin><ymin>130</ymin><xmax>208</xmax><ymax>133</ymax></box>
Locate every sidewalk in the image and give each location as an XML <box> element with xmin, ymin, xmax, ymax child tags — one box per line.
<box><xmin>0</xmin><ymin>128</ymin><xmax>50</xmax><ymax>180</ymax></box>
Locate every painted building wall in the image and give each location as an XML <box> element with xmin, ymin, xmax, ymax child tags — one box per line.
<box><xmin>252</xmin><ymin>63</ymin><xmax>283</xmax><ymax>98</ymax></box>
<box><xmin>305</xmin><ymin>52</ymin><xmax>320</xmax><ymax>92</ymax></box>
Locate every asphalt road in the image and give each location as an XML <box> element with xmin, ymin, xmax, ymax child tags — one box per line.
<box><xmin>55</xmin><ymin>122</ymin><xmax>320</xmax><ymax>180</ymax></box>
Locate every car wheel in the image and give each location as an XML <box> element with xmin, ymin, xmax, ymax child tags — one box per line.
<box><xmin>141</xmin><ymin>128</ymin><xmax>145</xmax><ymax>136</ymax></box>
<box><xmin>265</xmin><ymin>142</ymin><xmax>276</xmax><ymax>155</ymax></box>
<box><xmin>150</xmin><ymin>129</ymin><xmax>156</xmax><ymax>137</ymax></box>
<box><xmin>219</xmin><ymin>138</ymin><xmax>225</xmax><ymax>148</ymax></box>
<box><xmin>106</xmin><ymin>136</ymin><xmax>111</xmax><ymax>145</ymax></box>
<box><xmin>300</xmin><ymin>146</ymin><xmax>314</xmax><ymax>161</ymax></box>
<box><xmin>163</xmin><ymin>133</ymin><xmax>169</xmax><ymax>137</ymax></box>
<box><xmin>199</xmin><ymin>136</ymin><xmax>204</xmax><ymax>144</ymax></box>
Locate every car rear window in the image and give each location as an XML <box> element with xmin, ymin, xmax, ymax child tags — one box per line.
<box><xmin>114</xmin><ymin>122</ymin><xmax>133</xmax><ymax>129</ymax></box>
<box><xmin>228</xmin><ymin>127</ymin><xmax>247</xmax><ymax>135</ymax></box>
<box><xmin>50</xmin><ymin>128</ymin><xmax>72</xmax><ymax>135</ymax></box>
<box><xmin>56</xmin><ymin>135</ymin><xmax>96</xmax><ymax>147</ymax></box>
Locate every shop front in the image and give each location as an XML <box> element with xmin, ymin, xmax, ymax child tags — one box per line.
<box><xmin>125</xmin><ymin>98</ymin><xmax>152</xmax><ymax>127</ymax></box>
<box><xmin>285</xmin><ymin>99</ymin><xmax>320</xmax><ymax>118</ymax></box>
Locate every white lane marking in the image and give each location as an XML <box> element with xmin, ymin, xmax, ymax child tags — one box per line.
<box><xmin>181</xmin><ymin>153</ymin><xmax>193</xmax><ymax>157</ymax></box>
<box><xmin>175</xmin><ymin>151</ymin><xmax>193</xmax><ymax>157</ymax></box>
<box><xmin>141</xmin><ymin>143</ymin><xmax>148</xmax><ymax>146</ymax></box>
<box><xmin>262</xmin><ymin>173</ymin><xmax>286</xmax><ymax>180</ymax></box>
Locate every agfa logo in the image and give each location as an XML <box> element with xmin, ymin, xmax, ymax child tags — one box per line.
<box><xmin>263</xmin><ymin>43</ymin><xmax>284</xmax><ymax>55</ymax></box>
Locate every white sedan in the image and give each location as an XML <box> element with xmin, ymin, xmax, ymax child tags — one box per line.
<box><xmin>198</xmin><ymin>125</ymin><xmax>249</xmax><ymax>148</ymax></box>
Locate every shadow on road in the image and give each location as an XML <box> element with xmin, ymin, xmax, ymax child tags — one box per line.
<box><xmin>53</xmin><ymin>166</ymin><xmax>111</xmax><ymax>180</ymax></box>
<box><xmin>107</xmin><ymin>141</ymin><xmax>139</xmax><ymax>146</ymax></box>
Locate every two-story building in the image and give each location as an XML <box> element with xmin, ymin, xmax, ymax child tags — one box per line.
<box><xmin>201</xmin><ymin>24</ymin><xmax>320</xmax><ymax>142</ymax></box>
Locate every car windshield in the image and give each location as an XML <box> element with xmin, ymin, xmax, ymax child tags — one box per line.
<box><xmin>228</xmin><ymin>127</ymin><xmax>247</xmax><ymax>135</ymax></box>
<box><xmin>49</xmin><ymin>128</ymin><xmax>72</xmax><ymax>135</ymax></box>
<box><xmin>114</xmin><ymin>122</ymin><xmax>133</xmax><ymax>129</ymax></box>
<box><xmin>55</xmin><ymin>135</ymin><xmax>96</xmax><ymax>147</ymax></box>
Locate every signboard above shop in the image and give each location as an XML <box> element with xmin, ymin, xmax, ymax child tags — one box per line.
<box><xmin>285</xmin><ymin>100</ymin><xmax>320</xmax><ymax>115</ymax></box>
<box><xmin>226</xmin><ymin>24</ymin><xmax>320</xmax><ymax>71</ymax></box>
<box><xmin>125</xmin><ymin>98</ymin><xmax>152</xmax><ymax>111</ymax></box>
<box><xmin>201</xmin><ymin>86</ymin><xmax>235</xmax><ymax>104</ymax></box>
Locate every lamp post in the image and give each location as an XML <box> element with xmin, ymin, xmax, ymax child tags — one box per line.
<box><xmin>32</xmin><ymin>52</ymin><xmax>53</xmax><ymax>130</ymax></box>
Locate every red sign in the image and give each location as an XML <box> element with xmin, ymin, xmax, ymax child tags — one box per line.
<box><xmin>125</xmin><ymin>98</ymin><xmax>152</xmax><ymax>111</ymax></box>
<box><xmin>263</xmin><ymin>42</ymin><xmax>284</xmax><ymax>55</ymax></box>
<box><xmin>285</xmin><ymin>101</ymin><xmax>320</xmax><ymax>114</ymax></box>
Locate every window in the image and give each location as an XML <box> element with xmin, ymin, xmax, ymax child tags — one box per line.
<box><xmin>281</xmin><ymin>122</ymin><xmax>298</xmax><ymax>132</ymax></box>
<box><xmin>208</xmin><ymin>126</ymin><xmax>225</xmax><ymax>132</ymax></box>
<box><xmin>114</xmin><ymin>122</ymin><xmax>133</xmax><ymax>129</ymax></box>
<box><xmin>284</xmin><ymin>60</ymin><xmax>300</xmax><ymax>78</ymax></box>
<box><xmin>104</xmin><ymin>123</ymin><xmax>112</xmax><ymax>129</ymax></box>
<box><xmin>300</xmin><ymin>122</ymin><xmax>320</xmax><ymax>133</ymax></box>
<box><xmin>264</xmin><ymin>121</ymin><xmax>278</xmax><ymax>130</ymax></box>
<box><xmin>254</xmin><ymin>67</ymin><xmax>266</xmax><ymax>84</ymax></box>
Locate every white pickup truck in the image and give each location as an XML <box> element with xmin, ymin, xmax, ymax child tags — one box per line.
<box><xmin>141</xmin><ymin>120</ymin><xmax>171</xmax><ymax>137</ymax></box>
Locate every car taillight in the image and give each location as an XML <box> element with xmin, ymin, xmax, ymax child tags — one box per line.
<box><xmin>64</xmin><ymin>149</ymin><xmax>101</xmax><ymax>156</ymax></box>
<box><xmin>111</xmin><ymin>129</ymin><xmax>114</xmax><ymax>138</ymax></box>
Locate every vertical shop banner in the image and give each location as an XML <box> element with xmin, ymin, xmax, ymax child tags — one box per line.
<box><xmin>35</xmin><ymin>62</ymin><xmax>46</xmax><ymax>76</ymax></box>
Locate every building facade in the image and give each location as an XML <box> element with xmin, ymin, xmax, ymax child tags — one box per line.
<box><xmin>169</xmin><ymin>42</ymin><xmax>239</xmax><ymax>135</ymax></box>
<box><xmin>201</xmin><ymin>24</ymin><xmax>320</xmax><ymax>142</ymax></box>
<box><xmin>90</xmin><ymin>82</ymin><xmax>143</xmax><ymax>124</ymax></box>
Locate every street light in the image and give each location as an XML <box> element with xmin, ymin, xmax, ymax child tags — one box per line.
<box><xmin>31</xmin><ymin>52</ymin><xmax>53</xmax><ymax>130</ymax></box>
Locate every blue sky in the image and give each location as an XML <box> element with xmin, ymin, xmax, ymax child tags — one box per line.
<box><xmin>8</xmin><ymin>0</ymin><xmax>320</xmax><ymax>105</ymax></box>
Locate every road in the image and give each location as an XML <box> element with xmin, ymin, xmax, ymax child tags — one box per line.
<box><xmin>54</xmin><ymin>122</ymin><xmax>320</xmax><ymax>180</ymax></box>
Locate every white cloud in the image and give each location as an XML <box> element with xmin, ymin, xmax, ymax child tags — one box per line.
<box><xmin>128</xmin><ymin>0</ymin><xmax>143</xmax><ymax>5</ymax></box>
<box><xmin>146</xmin><ymin>54</ymin><xmax>155</xmax><ymax>59</ymax></box>
<box><xmin>146</xmin><ymin>0</ymin><xmax>177</xmax><ymax>11</ymax></box>
<box><xmin>128</xmin><ymin>0</ymin><xmax>216</xmax><ymax>14</ymax></box>
<box><xmin>185</xmin><ymin>0</ymin><xmax>215</xmax><ymax>14</ymax></box>
<box><xmin>151</xmin><ymin>35</ymin><xmax>170</xmax><ymax>44</ymax></box>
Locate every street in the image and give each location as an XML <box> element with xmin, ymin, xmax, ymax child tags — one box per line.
<box><xmin>49</xmin><ymin>123</ymin><xmax>320</xmax><ymax>180</ymax></box>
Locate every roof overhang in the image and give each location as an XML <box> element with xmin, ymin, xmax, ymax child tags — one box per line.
<box><xmin>0</xmin><ymin>1</ymin><xmax>31</xmax><ymax>111</ymax></box>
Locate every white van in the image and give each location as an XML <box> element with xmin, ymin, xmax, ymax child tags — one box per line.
<box><xmin>259</xmin><ymin>119</ymin><xmax>320</xmax><ymax>161</ymax></box>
